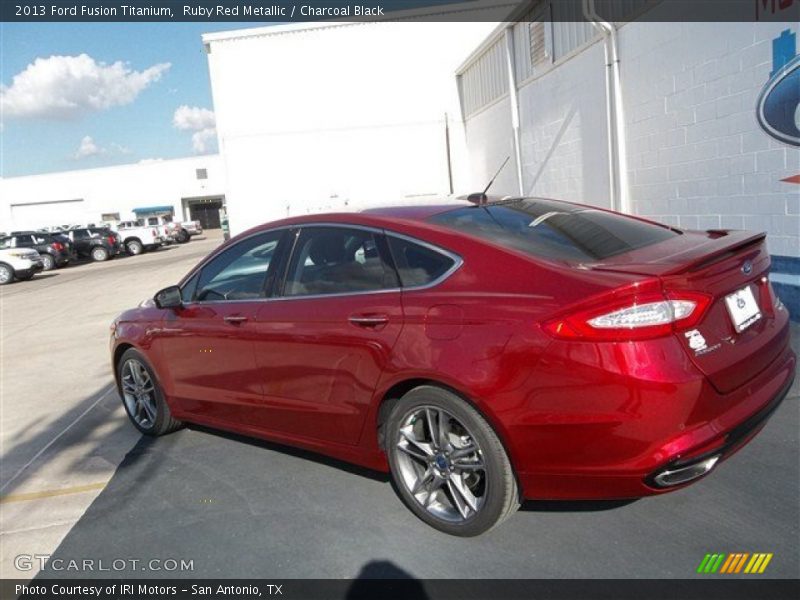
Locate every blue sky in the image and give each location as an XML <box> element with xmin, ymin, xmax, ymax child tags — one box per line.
<box><xmin>0</xmin><ymin>2</ymin><xmax>462</xmax><ymax>178</ymax></box>
<box><xmin>0</xmin><ymin>22</ymin><xmax>263</xmax><ymax>177</ymax></box>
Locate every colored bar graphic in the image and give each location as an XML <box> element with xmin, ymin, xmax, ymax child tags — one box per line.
<box><xmin>758</xmin><ymin>554</ymin><xmax>773</xmax><ymax>573</ymax></box>
<box><xmin>697</xmin><ymin>554</ymin><xmax>712</xmax><ymax>573</ymax></box>
<box><xmin>697</xmin><ymin>552</ymin><xmax>773</xmax><ymax>574</ymax></box>
<box><xmin>720</xmin><ymin>554</ymin><xmax>736</xmax><ymax>573</ymax></box>
<box><xmin>734</xmin><ymin>553</ymin><xmax>749</xmax><ymax>573</ymax></box>
<box><xmin>710</xmin><ymin>554</ymin><xmax>725</xmax><ymax>573</ymax></box>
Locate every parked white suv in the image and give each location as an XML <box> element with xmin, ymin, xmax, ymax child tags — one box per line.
<box><xmin>139</xmin><ymin>215</ymin><xmax>202</xmax><ymax>244</ymax></box>
<box><xmin>116</xmin><ymin>223</ymin><xmax>165</xmax><ymax>256</ymax></box>
<box><xmin>0</xmin><ymin>247</ymin><xmax>44</xmax><ymax>285</ymax></box>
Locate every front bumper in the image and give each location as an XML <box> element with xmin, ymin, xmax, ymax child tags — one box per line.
<box><xmin>16</xmin><ymin>262</ymin><xmax>44</xmax><ymax>278</ymax></box>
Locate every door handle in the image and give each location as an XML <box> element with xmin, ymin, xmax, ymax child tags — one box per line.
<box><xmin>224</xmin><ymin>315</ymin><xmax>248</xmax><ymax>324</ymax></box>
<box><xmin>349</xmin><ymin>314</ymin><xmax>389</xmax><ymax>327</ymax></box>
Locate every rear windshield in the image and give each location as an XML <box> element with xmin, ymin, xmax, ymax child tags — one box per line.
<box><xmin>429</xmin><ymin>200</ymin><xmax>678</xmax><ymax>262</ymax></box>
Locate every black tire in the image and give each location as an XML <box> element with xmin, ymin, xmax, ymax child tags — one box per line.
<box><xmin>385</xmin><ymin>386</ymin><xmax>519</xmax><ymax>536</ymax></box>
<box><xmin>176</xmin><ymin>229</ymin><xmax>190</xmax><ymax>244</ymax></box>
<box><xmin>40</xmin><ymin>254</ymin><xmax>56</xmax><ymax>271</ymax></box>
<box><xmin>126</xmin><ymin>239</ymin><xmax>144</xmax><ymax>255</ymax></box>
<box><xmin>91</xmin><ymin>246</ymin><xmax>110</xmax><ymax>262</ymax></box>
<box><xmin>117</xmin><ymin>348</ymin><xmax>183</xmax><ymax>436</ymax></box>
<box><xmin>0</xmin><ymin>263</ymin><xmax>13</xmax><ymax>285</ymax></box>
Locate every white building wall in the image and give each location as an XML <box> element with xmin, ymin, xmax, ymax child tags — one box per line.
<box><xmin>517</xmin><ymin>39</ymin><xmax>610</xmax><ymax>205</ymax></box>
<box><xmin>204</xmin><ymin>20</ymin><xmax>497</xmax><ymax>235</ymax></box>
<box><xmin>0</xmin><ymin>155</ymin><xmax>226</xmax><ymax>231</ymax></box>
<box><xmin>459</xmin><ymin>21</ymin><xmax>799</xmax><ymax>258</ymax></box>
<box><xmin>621</xmin><ymin>21</ymin><xmax>799</xmax><ymax>258</ymax></box>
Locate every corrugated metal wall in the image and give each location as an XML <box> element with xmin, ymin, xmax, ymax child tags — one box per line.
<box><xmin>458</xmin><ymin>0</ymin><xmax>644</xmax><ymax>120</ymax></box>
<box><xmin>457</xmin><ymin>38</ymin><xmax>509</xmax><ymax>119</ymax></box>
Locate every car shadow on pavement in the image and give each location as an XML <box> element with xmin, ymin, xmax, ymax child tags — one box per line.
<box><xmin>521</xmin><ymin>498</ymin><xmax>637</xmax><ymax>512</ymax></box>
<box><xmin>186</xmin><ymin>424</ymin><xmax>391</xmax><ymax>483</ymax></box>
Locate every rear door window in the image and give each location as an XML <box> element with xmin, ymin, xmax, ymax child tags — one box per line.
<box><xmin>429</xmin><ymin>200</ymin><xmax>678</xmax><ymax>262</ymax></box>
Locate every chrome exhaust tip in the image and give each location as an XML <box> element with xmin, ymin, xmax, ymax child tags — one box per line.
<box><xmin>652</xmin><ymin>455</ymin><xmax>721</xmax><ymax>488</ymax></box>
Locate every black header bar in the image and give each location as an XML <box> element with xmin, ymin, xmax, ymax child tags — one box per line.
<box><xmin>2</xmin><ymin>0</ymin><xmax>800</xmax><ymax>23</ymax></box>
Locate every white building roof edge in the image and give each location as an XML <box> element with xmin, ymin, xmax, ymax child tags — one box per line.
<box><xmin>201</xmin><ymin>0</ymin><xmax>522</xmax><ymax>44</ymax></box>
<box><xmin>0</xmin><ymin>154</ymin><xmax>222</xmax><ymax>182</ymax></box>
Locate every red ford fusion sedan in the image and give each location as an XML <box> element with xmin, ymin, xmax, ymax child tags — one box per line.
<box><xmin>111</xmin><ymin>198</ymin><xmax>795</xmax><ymax>536</ymax></box>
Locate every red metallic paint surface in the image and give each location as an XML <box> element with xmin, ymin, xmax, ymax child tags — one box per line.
<box><xmin>111</xmin><ymin>206</ymin><xmax>796</xmax><ymax>500</ymax></box>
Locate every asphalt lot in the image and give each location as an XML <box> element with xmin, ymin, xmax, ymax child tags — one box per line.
<box><xmin>1</xmin><ymin>230</ymin><xmax>798</xmax><ymax>580</ymax></box>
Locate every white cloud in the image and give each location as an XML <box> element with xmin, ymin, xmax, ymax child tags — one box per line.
<box><xmin>74</xmin><ymin>135</ymin><xmax>103</xmax><ymax>159</ymax></box>
<box><xmin>173</xmin><ymin>105</ymin><xmax>217</xmax><ymax>154</ymax></box>
<box><xmin>73</xmin><ymin>136</ymin><xmax>129</xmax><ymax>160</ymax></box>
<box><xmin>1</xmin><ymin>54</ymin><xmax>170</xmax><ymax>120</ymax></box>
<box><xmin>172</xmin><ymin>105</ymin><xmax>215</xmax><ymax>131</ymax></box>
<box><xmin>191</xmin><ymin>128</ymin><xmax>217</xmax><ymax>153</ymax></box>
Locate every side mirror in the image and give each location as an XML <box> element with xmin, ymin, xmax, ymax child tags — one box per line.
<box><xmin>154</xmin><ymin>285</ymin><xmax>182</xmax><ymax>309</ymax></box>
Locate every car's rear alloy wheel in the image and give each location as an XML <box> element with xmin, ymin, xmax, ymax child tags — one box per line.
<box><xmin>177</xmin><ymin>230</ymin><xmax>189</xmax><ymax>244</ymax></box>
<box><xmin>118</xmin><ymin>348</ymin><xmax>182</xmax><ymax>436</ymax></box>
<box><xmin>387</xmin><ymin>386</ymin><xmax>519</xmax><ymax>536</ymax></box>
<box><xmin>91</xmin><ymin>247</ymin><xmax>109</xmax><ymax>262</ymax></box>
<box><xmin>41</xmin><ymin>254</ymin><xmax>55</xmax><ymax>270</ymax></box>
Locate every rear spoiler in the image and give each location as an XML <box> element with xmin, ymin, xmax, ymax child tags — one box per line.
<box><xmin>662</xmin><ymin>230</ymin><xmax>766</xmax><ymax>275</ymax></box>
<box><xmin>585</xmin><ymin>230</ymin><xmax>768</xmax><ymax>277</ymax></box>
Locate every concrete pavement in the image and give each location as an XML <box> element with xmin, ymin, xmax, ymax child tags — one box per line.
<box><xmin>0</xmin><ymin>233</ymin><xmax>224</xmax><ymax>578</ymax></box>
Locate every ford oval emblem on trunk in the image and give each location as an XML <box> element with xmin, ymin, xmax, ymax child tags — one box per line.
<box><xmin>742</xmin><ymin>261</ymin><xmax>753</xmax><ymax>275</ymax></box>
<box><xmin>756</xmin><ymin>54</ymin><xmax>800</xmax><ymax>147</ymax></box>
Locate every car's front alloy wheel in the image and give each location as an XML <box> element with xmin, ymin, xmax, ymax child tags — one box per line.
<box><xmin>117</xmin><ymin>348</ymin><xmax>182</xmax><ymax>436</ymax></box>
<box><xmin>386</xmin><ymin>386</ymin><xmax>519</xmax><ymax>536</ymax></box>
<box><xmin>0</xmin><ymin>264</ymin><xmax>14</xmax><ymax>284</ymax></box>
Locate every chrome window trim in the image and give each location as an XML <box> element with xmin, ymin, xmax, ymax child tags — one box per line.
<box><xmin>179</xmin><ymin>221</ymin><xmax>463</xmax><ymax>306</ymax></box>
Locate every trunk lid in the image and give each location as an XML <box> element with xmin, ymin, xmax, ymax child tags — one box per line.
<box><xmin>588</xmin><ymin>230</ymin><xmax>786</xmax><ymax>394</ymax></box>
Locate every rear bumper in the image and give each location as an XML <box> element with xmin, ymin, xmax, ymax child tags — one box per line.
<box><xmin>515</xmin><ymin>330</ymin><xmax>796</xmax><ymax>500</ymax></box>
<box><xmin>645</xmin><ymin>371</ymin><xmax>794</xmax><ymax>489</ymax></box>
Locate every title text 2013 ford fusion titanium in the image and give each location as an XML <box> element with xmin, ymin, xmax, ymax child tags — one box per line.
<box><xmin>110</xmin><ymin>199</ymin><xmax>795</xmax><ymax>536</ymax></box>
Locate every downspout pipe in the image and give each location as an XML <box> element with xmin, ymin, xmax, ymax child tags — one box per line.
<box><xmin>504</xmin><ymin>26</ymin><xmax>525</xmax><ymax>197</ymax></box>
<box><xmin>584</xmin><ymin>0</ymin><xmax>627</xmax><ymax>213</ymax></box>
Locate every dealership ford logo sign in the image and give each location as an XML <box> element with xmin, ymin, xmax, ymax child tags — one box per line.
<box><xmin>757</xmin><ymin>53</ymin><xmax>800</xmax><ymax>147</ymax></box>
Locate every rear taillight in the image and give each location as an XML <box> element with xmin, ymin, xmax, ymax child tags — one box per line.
<box><xmin>52</xmin><ymin>242</ymin><xmax>64</xmax><ymax>251</ymax></box>
<box><xmin>108</xmin><ymin>235</ymin><xmax>116</xmax><ymax>244</ymax></box>
<box><xmin>543</xmin><ymin>285</ymin><xmax>711</xmax><ymax>342</ymax></box>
